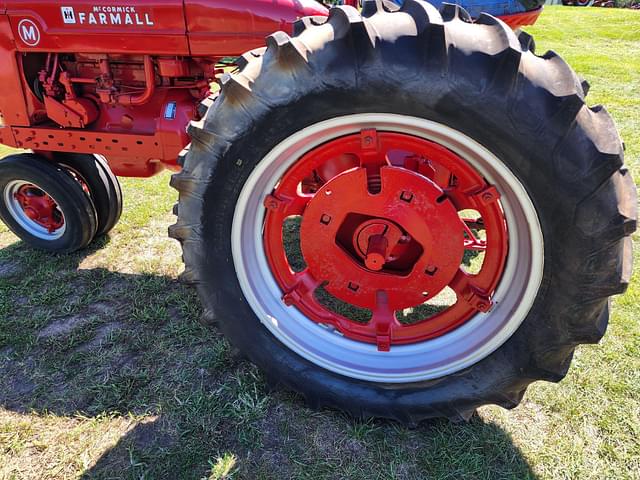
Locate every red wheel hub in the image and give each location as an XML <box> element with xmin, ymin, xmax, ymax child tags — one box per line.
<box><xmin>353</xmin><ymin>219</ymin><xmax>403</xmax><ymax>271</ymax></box>
<box><xmin>300</xmin><ymin>166</ymin><xmax>464</xmax><ymax>311</ymax></box>
<box><xmin>14</xmin><ymin>184</ymin><xmax>64</xmax><ymax>232</ymax></box>
<box><xmin>263</xmin><ymin>129</ymin><xmax>508</xmax><ymax>351</ymax></box>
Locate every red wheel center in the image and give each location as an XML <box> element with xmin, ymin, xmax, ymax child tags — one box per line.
<box><xmin>262</xmin><ymin>129</ymin><xmax>509</xmax><ymax>350</ymax></box>
<box><xmin>300</xmin><ymin>166</ymin><xmax>465</xmax><ymax>311</ymax></box>
<box><xmin>14</xmin><ymin>184</ymin><xmax>64</xmax><ymax>232</ymax></box>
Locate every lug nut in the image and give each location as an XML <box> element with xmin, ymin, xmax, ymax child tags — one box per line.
<box><xmin>263</xmin><ymin>194</ymin><xmax>281</xmax><ymax>211</ymax></box>
<box><xmin>400</xmin><ymin>191</ymin><xmax>414</xmax><ymax>203</ymax></box>
<box><xmin>425</xmin><ymin>265</ymin><xmax>438</xmax><ymax>276</ymax></box>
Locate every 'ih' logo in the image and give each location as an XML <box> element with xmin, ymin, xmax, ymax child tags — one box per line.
<box><xmin>61</xmin><ymin>6</ymin><xmax>76</xmax><ymax>24</ymax></box>
<box><xmin>17</xmin><ymin>19</ymin><xmax>40</xmax><ymax>46</ymax></box>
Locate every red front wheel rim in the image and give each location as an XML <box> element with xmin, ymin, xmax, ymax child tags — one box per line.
<box><xmin>14</xmin><ymin>184</ymin><xmax>65</xmax><ymax>232</ymax></box>
<box><xmin>263</xmin><ymin>129</ymin><xmax>509</xmax><ymax>351</ymax></box>
<box><xmin>4</xmin><ymin>180</ymin><xmax>67</xmax><ymax>239</ymax></box>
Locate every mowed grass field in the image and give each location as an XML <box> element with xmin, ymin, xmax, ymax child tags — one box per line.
<box><xmin>1</xmin><ymin>6</ymin><xmax>639</xmax><ymax>479</ymax></box>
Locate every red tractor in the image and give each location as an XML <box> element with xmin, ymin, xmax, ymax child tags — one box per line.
<box><xmin>0</xmin><ymin>0</ymin><xmax>635</xmax><ymax>423</ymax></box>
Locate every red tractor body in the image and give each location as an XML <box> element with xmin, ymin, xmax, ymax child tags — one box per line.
<box><xmin>0</xmin><ymin>0</ymin><xmax>327</xmax><ymax>176</ymax></box>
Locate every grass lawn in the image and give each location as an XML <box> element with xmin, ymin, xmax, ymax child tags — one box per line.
<box><xmin>0</xmin><ymin>6</ymin><xmax>639</xmax><ymax>479</ymax></box>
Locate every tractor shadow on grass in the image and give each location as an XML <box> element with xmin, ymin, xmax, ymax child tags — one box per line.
<box><xmin>0</xmin><ymin>239</ymin><xmax>538</xmax><ymax>479</ymax></box>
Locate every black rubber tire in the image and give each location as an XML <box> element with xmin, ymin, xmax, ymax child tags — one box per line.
<box><xmin>170</xmin><ymin>1</ymin><xmax>637</xmax><ymax>423</ymax></box>
<box><xmin>53</xmin><ymin>153</ymin><xmax>123</xmax><ymax>237</ymax></box>
<box><xmin>0</xmin><ymin>153</ymin><xmax>98</xmax><ymax>252</ymax></box>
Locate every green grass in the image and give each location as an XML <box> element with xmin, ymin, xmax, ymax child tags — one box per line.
<box><xmin>0</xmin><ymin>6</ymin><xmax>639</xmax><ymax>479</ymax></box>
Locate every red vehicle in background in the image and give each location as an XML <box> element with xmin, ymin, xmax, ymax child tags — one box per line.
<box><xmin>0</xmin><ymin>0</ymin><xmax>635</xmax><ymax>424</ymax></box>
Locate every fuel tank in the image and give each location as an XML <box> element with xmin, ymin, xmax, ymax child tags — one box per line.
<box><xmin>4</xmin><ymin>0</ymin><xmax>328</xmax><ymax>56</ymax></box>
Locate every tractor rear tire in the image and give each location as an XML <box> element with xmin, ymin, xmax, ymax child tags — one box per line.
<box><xmin>53</xmin><ymin>153</ymin><xmax>123</xmax><ymax>237</ymax></box>
<box><xmin>0</xmin><ymin>153</ymin><xmax>98</xmax><ymax>252</ymax></box>
<box><xmin>170</xmin><ymin>1</ymin><xmax>636</xmax><ymax>422</ymax></box>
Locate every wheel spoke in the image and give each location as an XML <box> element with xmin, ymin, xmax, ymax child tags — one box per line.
<box><xmin>264</xmin><ymin>192</ymin><xmax>312</xmax><ymax>217</ymax></box>
<box><xmin>370</xmin><ymin>290</ymin><xmax>396</xmax><ymax>352</ymax></box>
<box><xmin>449</xmin><ymin>269</ymin><xmax>493</xmax><ymax>313</ymax></box>
<box><xmin>358</xmin><ymin>129</ymin><xmax>389</xmax><ymax>169</ymax></box>
<box><xmin>282</xmin><ymin>268</ymin><xmax>323</xmax><ymax>310</ymax></box>
<box><xmin>358</xmin><ymin>129</ymin><xmax>391</xmax><ymax>194</ymax></box>
<box><xmin>462</xmin><ymin>218</ymin><xmax>486</xmax><ymax>251</ymax></box>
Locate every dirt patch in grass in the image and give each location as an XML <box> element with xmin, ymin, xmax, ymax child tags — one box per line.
<box><xmin>37</xmin><ymin>314</ymin><xmax>92</xmax><ymax>339</ymax></box>
<box><xmin>0</xmin><ymin>346</ymin><xmax>15</xmax><ymax>357</ymax></box>
<box><xmin>129</xmin><ymin>416</ymin><xmax>176</xmax><ymax>450</ymax></box>
<box><xmin>76</xmin><ymin>322</ymin><xmax>124</xmax><ymax>352</ymax></box>
<box><xmin>3</xmin><ymin>373</ymin><xmax>37</xmax><ymax>399</ymax></box>
<box><xmin>0</xmin><ymin>259</ymin><xmax>22</xmax><ymax>279</ymax></box>
<box><xmin>0</xmin><ymin>356</ymin><xmax>37</xmax><ymax>408</ymax></box>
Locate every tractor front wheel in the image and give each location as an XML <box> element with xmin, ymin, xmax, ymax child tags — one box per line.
<box><xmin>0</xmin><ymin>153</ymin><xmax>97</xmax><ymax>252</ymax></box>
<box><xmin>171</xmin><ymin>1</ymin><xmax>636</xmax><ymax>422</ymax></box>
<box><xmin>53</xmin><ymin>153</ymin><xmax>123</xmax><ymax>237</ymax></box>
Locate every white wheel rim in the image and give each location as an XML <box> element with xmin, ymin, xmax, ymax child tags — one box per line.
<box><xmin>232</xmin><ymin>114</ymin><xmax>544</xmax><ymax>383</ymax></box>
<box><xmin>4</xmin><ymin>180</ymin><xmax>66</xmax><ymax>240</ymax></box>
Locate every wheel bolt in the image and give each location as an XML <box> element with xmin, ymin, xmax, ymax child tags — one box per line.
<box><xmin>400</xmin><ymin>191</ymin><xmax>414</xmax><ymax>203</ymax></box>
<box><xmin>263</xmin><ymin>194</ymin><xmax>281</xmax><ymax>211</ymax></box>
<box><xmin>425</xmin><ymin>265</ymin><xmax>438</xmax><ymax>276</ymax></box>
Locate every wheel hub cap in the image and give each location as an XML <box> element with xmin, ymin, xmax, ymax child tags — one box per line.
<box><xmin>14</xmin><ymin>184</ymin><xmax>64</xmax><ymax>233</ymax></box>
<box><xmin>300</xmin><ymin>166</ymin><xmax>464</xmax><ymax>311</ymax></box>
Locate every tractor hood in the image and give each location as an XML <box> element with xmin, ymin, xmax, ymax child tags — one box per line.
<box><xmin>185</xmin><ymin>0</ymin><xmax>329</xmax><ymax>56</ymax></box>
<box><xmin>4</xmin><ymin>0</ymin><xmax>328</xmax><ymax>56</ymax></box>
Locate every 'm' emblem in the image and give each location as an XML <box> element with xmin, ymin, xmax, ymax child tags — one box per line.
<box><xmin>18</xmin><ymin>19</ymin><xmax>40</xmax><ymax>47</ymax></box>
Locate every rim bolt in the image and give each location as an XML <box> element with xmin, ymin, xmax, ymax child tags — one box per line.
<box><xmin>320</xmin><ymin>214</ymin><xmax>332</xmax><ymax>225</ymax></box>
<box><xmin>400</xmin><ymin>191</ymin><xmax>414</xmax><ymax>203</ymax></box>
<box><xmin>474</xmin><ymin>185</ymin><xmax>500</xmax><ymax>206</ymax></box>
<box><xmin>347</xmin><ymin>282</ymin><xmax>359</xmax><ymax>292</ymax></box>
<box><xmin>425</xmin><ymin>265</ymin><xmax>438</xmax><ymax>276</ymax></box>
<box><xmin>282</xmin><ymin>292</ymin><xmax>295</xmax><ymax>306</ymax></box>
<box><xmin>263</xmin><ymin>194</ymin><xmax>281</xmax><ymax>211</ymax></box>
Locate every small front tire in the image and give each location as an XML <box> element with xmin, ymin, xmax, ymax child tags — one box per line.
<box><xmin>0</xmin><ymin>153</ymin><xmax>98</xmax><ymax>252</ymax></box>
<box><xmin>53</xmin><ymin>153</ymin><xmax>123</xmax><ymax>237</ymax></box>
